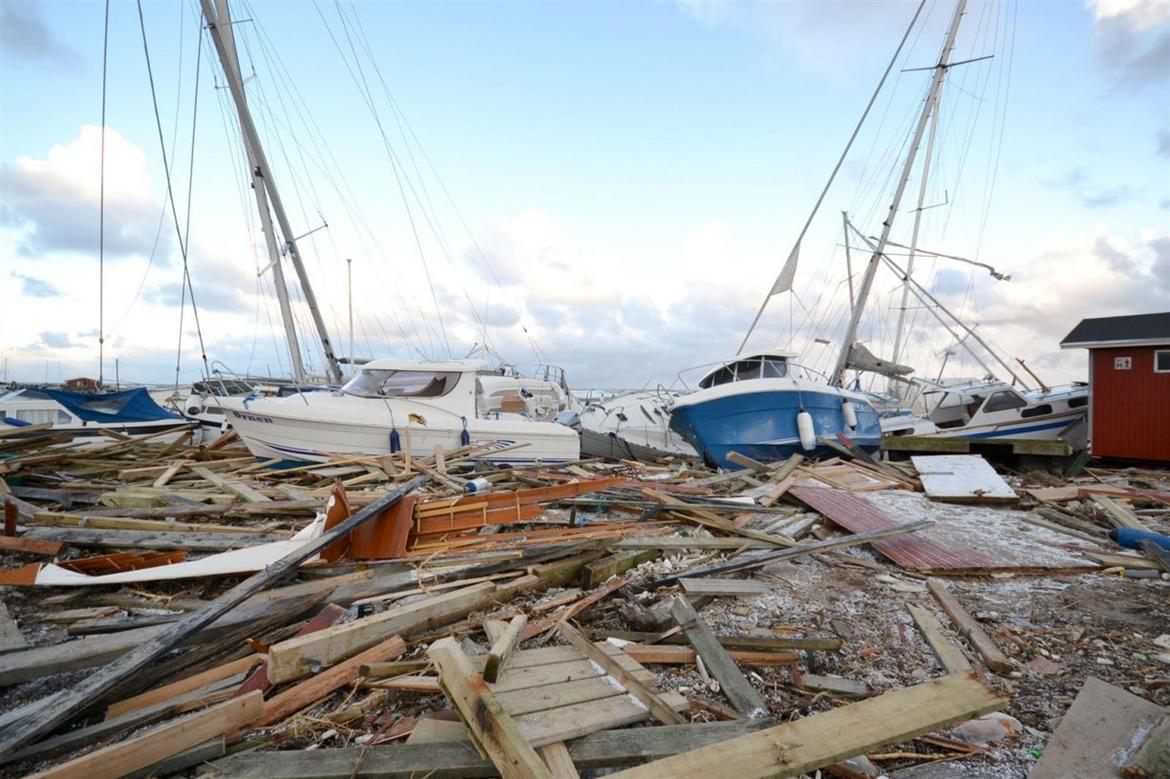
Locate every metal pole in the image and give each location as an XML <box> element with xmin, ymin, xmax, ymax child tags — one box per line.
<box><xmin>889</xmin><ymin>85</ymin><xmax>943</xmax><ymax>390</ymax></box>
<box><xmin>842</xmin><ymin>211</ymin><xmax>855</xmax><ymax>314</ymax></box>
<box><xmin>830</xmin><ymin>0</ymin><xmax>969</xmax><ymax>386</ymax></box>
<box><xmin>347</xmin><ymin>258</ymin><xmax>354</xmax><ymax>380</ymax></box>
<box><xmin>210</xmin><ymin>0</ymin><xmax>305</xmax><ymax>384</ymax></box>
<box><xmin>199</xmin><ymin>0</ymin><xmax>343</xmax><ymax>383</ymax></box>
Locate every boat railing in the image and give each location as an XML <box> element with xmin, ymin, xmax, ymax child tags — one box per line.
<box><xmin>675</xmin><ymin>359</ymin><xmax>831</xmax><ymax>391</ymax></box>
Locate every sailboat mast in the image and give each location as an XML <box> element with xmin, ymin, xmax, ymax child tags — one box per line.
<box><xmin>888</xmin><ymin>87</ymin><xmax>942</xmax><ymax>389</ymax></box>
<box><xmin>199</xmin><ymin>0</ymin><xmax>344</xmax><ymax>383</ymax></box>
<box><xmin>211</xmin><ymin>0</ymin><xmax>305</xmax><ymax>384</ymax></box>
<box><xmin>830</xmin><ymin>0</ymin><xmax>968</xmax><ymax>387</ymax></box>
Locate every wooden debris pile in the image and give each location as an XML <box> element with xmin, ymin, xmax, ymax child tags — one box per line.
<box><xmin>0</xmin><ymin>425</ymin><xmax>1167</xmax><ymax>777</ymax></box>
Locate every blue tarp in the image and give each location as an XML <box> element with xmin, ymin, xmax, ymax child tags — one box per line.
<box><xmin>35</xmin><ymin>388</ymin><xmax>181</xmax><ymax>424</ymax></box>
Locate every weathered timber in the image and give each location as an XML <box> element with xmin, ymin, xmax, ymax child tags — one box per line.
<box><xmin>483</xmin><ymin>614</ymin><xmax>527</xmax><ymax>683</ymax></box>
<box><xmin>590</xmin><ymin>630</ymin><xmax>841</xmax><ymax>652</ymax></box>
<box><xmin>428</xmin><ymin>636</ymin><xmax>553</xmax><ymax>779</ymax></box>
<box><xmin>0</xmin><ymin>603</ymin><xmax>26</xmax><ymax>653</ymax></box>
<box><xmin>0</xmin><ymin>476</ymin><xmax>426</xmax><ymax>756</ymax></box>
<box><xmin>907</xmin><ymin>604</ymin><xmax>971</xmax><ymax>674</ymax></box>
<box><xmin>605</xmin><ymin>673</ymin><xmax>1004</xmax><ymax>779</ymax></box>
<box><xmin>926</xmin><ymin>578</ymin><xmax>1012</xmax><ymax>675</ymax></box>
<box><xmin>558</xmin><ymin>623</ymin><xmax>686</xmax><ymax>725</ymax></box>
<box><xmin>670</xmin><ymin>596</ymin><xmax>767</xmax><ymax>718</ymax></box>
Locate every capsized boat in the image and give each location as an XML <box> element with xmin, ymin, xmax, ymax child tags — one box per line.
<box><xmin>668</xmin><ymin>353</ymin><xmax>881</xmax><ymax>469</ymax></box>
<box><xmin>217</xmin><ymin>359</ymin><xmax>580</xmax><ymax>465</ymax></box>
<box><xmin>881</xmin><ymin>379</ymin><xmax>1088</xmax><ymax>440</ymax></box>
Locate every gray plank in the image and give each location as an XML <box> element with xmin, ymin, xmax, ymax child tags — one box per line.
<box><xmin>0</xmin><ymin>603</ymin><xmax>26</xmax><ymax>653</ymax></box>
<box><xmin>670</xmin><ymin>596</ymin><xmax>767</xmax><ymax>718</ymax></box>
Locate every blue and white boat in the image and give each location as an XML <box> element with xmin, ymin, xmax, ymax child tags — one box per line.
<box><xmin>669</xmin><ymin>353</ymin><xmax>881</xmax><ymax>469</ymax></box>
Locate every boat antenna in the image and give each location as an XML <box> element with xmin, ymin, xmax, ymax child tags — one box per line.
<box><xmin>830</xmin><ymin>0</ymin><xmax>971</xmax><ymax>387</ymax></box>
<box><xmin>737</xmin><ymin>0</ymin><xmax>927</xmax><ymax>356</ymax></box>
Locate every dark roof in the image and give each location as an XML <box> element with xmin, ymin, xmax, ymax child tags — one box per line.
<box><xmin>1061</xmin><ymin>312</ymin><xmax>1170</xmax><ymax>348</ymax></box>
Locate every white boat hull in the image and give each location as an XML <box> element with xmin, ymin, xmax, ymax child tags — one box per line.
<box><xmin>220</xmin><ymin>401</ymin><xmax>579</xmax><ymax>465</ymax></box>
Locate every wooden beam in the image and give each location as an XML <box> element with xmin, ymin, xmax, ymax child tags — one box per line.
<box><xmin>670</xmin><ymin>597</ymin><xmax>767</xmax><ymax>718</ymax></box>
<box><xmin>427</xmin><ymin>636</ymin><xmax>552</xmax><ymax>779</ymax></box>
<box><xmin>190</xmin><ymin>466</ymin><xmax>271</xmax><ymax>504</ymax></box>
<box><xmin>267</xmin><ymin>581</ymin><xmax>501</xmax><ymax>684</ymax></box>
<box><xmin>0</xmin><ymin>602</ymin><xmax>26</xmax><ymax>653</ymax></box>
<box><xmin>257</xmin><ymin>636</ymin><xmax>406</xmax><ymax>727</ymax></box>
<box><xmin>907</xmin><ymin>605</ymin><xmax>971</xmax><ymax>674</ymax></box>
<box><xmin>0</xmin><ymin>536</ymin><xmax>63</xmax><ymax>556</ymax></box>
<box><xmin>622</xmin><ymin>644</ymin><xmax>798</xmax><ymax>668</ymax></box>
<box><xmin>105</xmin><ymin>655</ymin><xmax>262</xmax><ymax>720</ymax></box>
<box><xmin>538</xmin><ymin>743</ymin><xmax>578</xmax><ymax>779</ymax></box>
<box><xmin>483</xmin><ymin>615</ymin><xmax>527</xmax><ymax>684</ymax></box>
<box><xmin>30</xmin><ymin>691</ymin><xmax>263</xmax><ymax>779</ymax></box>
<box><xmin>0</xmin><ymin>476</ymin><xmax>426</xmax><ymax>757</ymax></box>
<box><xmin>591</xmin><ymin>630</ymin><xmax>841</xmax><ymax>653</ymax></box>
<box><xmin>926</xmin><ymin>579</ymin><xmax>1012</xmax><ymax>675</ymax></box>
<box><xmin>1092</xmin><ymin>495</ymin><xmax>1149</xmax><ymax>531</ymax></box>
<box><xmin>557</xmin><ymin>623</ymin><xmax>686</xmax><ymax>726</ymax></box>
<box><xmin>605</xmin><ymin>674</ymin><xmax>1004</xmax><ymax>779</ymax></box>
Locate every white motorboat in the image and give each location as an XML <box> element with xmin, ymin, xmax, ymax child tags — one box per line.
<box><xmin>217</xmin><ymin>359</ymin><xmax>580</xmax><ymax>465</ymax></box>
<box><xmin>881</xmin><ymin>380</ymin><xmax>1088</xmax><ymax>440</ymax></box>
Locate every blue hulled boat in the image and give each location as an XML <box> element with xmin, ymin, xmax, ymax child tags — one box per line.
<box><xmin>668</xmin><ymin>353</ymin><xmax>881</xmax><ymax>470</ymax></box>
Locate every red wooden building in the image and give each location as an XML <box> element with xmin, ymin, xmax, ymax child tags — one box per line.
<box><xmin>1060</xmin><ymin>312</ymin><xmax>1170</xmax><ymax>463</ymax></box>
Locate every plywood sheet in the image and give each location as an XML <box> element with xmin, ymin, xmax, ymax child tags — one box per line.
<box><xmin>911</xmin><ymin>455</ymin><xmax>1018</xmax><ymax>504</ymax></box>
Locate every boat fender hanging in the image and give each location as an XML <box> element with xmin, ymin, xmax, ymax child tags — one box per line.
<box><xmin>842</xmin><ymin>400</ymin><xmax>858</xmax><ymax>429</ymax></box>
<box><xmin>389</xmin><ymin>427</ymin><xmax>401</xmax><ymax>453</ymax></box>
<box><xmin>460</xmin><ymin>416</ymin><xmax>471</xmax><ymax>446</ymax></box>
<box><xmin>797</xmin><ymin>409</ymin><xmax>816</xmax><ymax>452</ymax></box>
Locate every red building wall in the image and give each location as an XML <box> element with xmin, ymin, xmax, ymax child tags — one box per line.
<box><xmin>1090</xmin><ymin>346</ymin><xmax>1170</xmax><ymax>462</ymax></box>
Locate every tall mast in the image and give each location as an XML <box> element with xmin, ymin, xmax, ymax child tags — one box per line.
<box><xmin>830</xmin><ymin>0</ymin><xmax>968</xmax><ymax>387</ymax></box>
<box><xmin>887</xmin><ymin>85</ymin><xmax>942</xmax><ymax>391</ymax></box>
<box><xmin>210</xmin><ymin>0</ymin><xmax>305</xmax><ymax>383</ymax></box>
<box><xmin>199</xmin><ymin>0</ymin><xmax>344</xmax><ymax>383</ymax></box>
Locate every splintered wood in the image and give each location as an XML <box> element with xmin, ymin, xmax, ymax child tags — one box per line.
<box><xmin>0</xmin><ymin>421</ymin><xmax>1162</xmax><ymax>777</ymax></box>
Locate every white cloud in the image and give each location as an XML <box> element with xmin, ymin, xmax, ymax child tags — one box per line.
<box><xmin>1085</xmin><ymin>0</ymin><xmax>1170</xmax><ymax>87</ymax></box>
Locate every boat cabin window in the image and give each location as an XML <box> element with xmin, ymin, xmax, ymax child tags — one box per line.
<box><xmin>700</xmin><ymin>356</ymin><xmax>788</xmax><ymax>388</ymax></box>
<box><xmin>982</xmin><ymin>390</ymin><xmax>1028</xmax><ymax>413</ymax></box>
<box><xmin>343</xmin><ymin>369</ymin><xmax>461</xmax><ymax>399</ymax></box>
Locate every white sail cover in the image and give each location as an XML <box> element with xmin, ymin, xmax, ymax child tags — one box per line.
<box><xmin>846</xmin><ymin>342</ymin><xmax>913</xmax><ymax>378</ymax></box>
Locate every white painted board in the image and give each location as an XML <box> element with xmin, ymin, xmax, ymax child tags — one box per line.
<box><xmin>910</xmin><ymin>455</ymin><xmax>1017</xmax><ymax>504</ymax></box>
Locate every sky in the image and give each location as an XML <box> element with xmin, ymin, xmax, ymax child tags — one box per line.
<box><xmin>0</xmin><ymin>0</ymin><xmax>1167</xmax><ymax>393</ymax></box>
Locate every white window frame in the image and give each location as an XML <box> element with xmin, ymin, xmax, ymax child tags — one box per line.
<box><xmin>1155</xmin><ymin>349</ymin><xmax>1170</xmax><ymax>374</ymax></box>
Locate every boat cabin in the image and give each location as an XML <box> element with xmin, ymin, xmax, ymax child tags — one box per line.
<box><xmin>698</xmin><ymin>353</ymin><xmax>795</xmax><ymax>389</ymax></box>
<box><xmin>925</xmin><ymin>382</ymin><xmax>1032</xmax><ymax>429</ymax></box>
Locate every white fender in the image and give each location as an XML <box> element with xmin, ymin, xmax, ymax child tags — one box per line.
<box><xmin>797</xmin><ymin>409</ymin><xmax>816</xmax><ymax>451</ymax></box>
<box><xmin>842</xmin><ymin>400</ymin><xmax>858</xmax><ymax>429</ymax></box>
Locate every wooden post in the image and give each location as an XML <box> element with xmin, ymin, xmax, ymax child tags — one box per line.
<box><xmin>670</xmin><ymin>597</ymin><xmax>767</xmax><ymax>719</ymax></box>
<box><xmin>3</xmin><ymin>499</ymin><xmax>16</xmax><ymax>537</ymax></box>
<box><xmin>484</xmin><ymin>615</ymin><xmax>527</xmax><ymax>683</ymax></box>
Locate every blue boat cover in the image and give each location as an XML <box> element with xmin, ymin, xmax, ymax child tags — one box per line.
<box><xmin>35</xmin><ymin>388</ymin><xmax>181</xmax><ymax>424</ymax></box>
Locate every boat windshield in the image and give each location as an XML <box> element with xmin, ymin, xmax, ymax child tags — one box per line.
<box><xmin>343</xmin><ymin>369</ymin><xmax>461</xmax><ymax>399</ymax></box>
<box><xmin>700</xmin><ymin>356</ymin><xmax>788</xmax><ymax>388</ymax></box>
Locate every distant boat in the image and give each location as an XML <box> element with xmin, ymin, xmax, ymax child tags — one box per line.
<box><xmin>0</xmin><ymin>387</ymin><xmax>189</xmax><ymax>442</ymax></box>
<box><xmin>574</xmin><ymin>389</ymin><xmax>697</xmax><ymax>461</ymax></box>
<box><xmin>217</xmin><ymin>359</ymin><xmax>580</xmax><ymax>465</ymax></box>
<box><xmin>668</xmin><ymin>354</ymin><xmax>880</xmax><ymax>469</ymax></box>
<box><xmin>881</xmin><ymin>379</ymin><xmax>1088</xmax><ymax>441</ymax></box>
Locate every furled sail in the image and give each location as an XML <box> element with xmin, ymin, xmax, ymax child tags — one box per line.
<box><xmin>846</xmin><ymin>342</ymin><xmax>913</xmax><ymax>378</ymax></box>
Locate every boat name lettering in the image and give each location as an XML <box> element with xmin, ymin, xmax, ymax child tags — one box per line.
<box><xmin>232</xmin><ymin>411</ymin><xmax>274</xmax><ymax>424</ymax></box>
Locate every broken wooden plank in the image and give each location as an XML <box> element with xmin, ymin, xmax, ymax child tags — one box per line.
<box><xmin>1092</xmin><ymin>495</ymin><xmax>1149</xmax><ymax>531</ymax></box>
<box><xmin>907</xmin><ymin>604</ymin><xmax>971</xmax><ymax>674</ymax></box>
<box><xmin>592</xmin><ymin>630</ymin><xmax>841</xmax><ymax>653</ymax></box>
<box><xmin>538</xmin><ymin>743</ymin><xmax>578</xmax><ymax>779</ymax></box>
<box><xmin>257</xmin><ymin>635</ymin><xmax>406</xmax><ymax>727</ymax></box>
<box><xmin>622</xmin><ymin>644</ymin><xmax>798</xmax><ymax>667</ymax></box>
<box><xmin>427</xmin><ymin>636</ymin><xmax>553</xmax><ymax>779</ymax></box>
<box><xmin>483</xmin><ymin>615</ymin><xmax>527</xmax><ymax>684</ymax></box>
<box><xmin>30</xmin><ymin>691</ymin><xmax>263</xmax><ymax>779</ymax></box>
<box><xmin>680</xmin><ymin>578</ymin><xmax>771</xmax><ymax>597</ymax></box>
<box><xmin>105</xmin><ymin>654</ymin><xmax>261</xmax><ymax>720</ymax></box>
<box><xmin>0</xmin><ymin>536</ymin><xmax>63</xmax><ymax>556</ymax></box>
<box><xmin>800</xmin><ymin>673</ymin><xmax>868</xmax><ymax>697</ymax></box>
<box><xmin>266</xmin><ymin>581</ymin><xmax>499</xmax><ymax>684</ymax></box>
<box><xmin>926</xmin><ymin>578</ymin><xmax>1012</xmax><ymax>675</ymax></box>
<box><xmin>605</xmin><ymin>673</ymin><xmax>1004</xmax><ymax>779</ymax></box>
<box><xmin>670</xmin><ymin>596</ymin><xmax>766</xmax><ymax>718</ymax></box>
<box><xmin>558</xmin><ymin>623</ymin><xmax>686</xmax><ymax>726</ymax></box>
<box><xmin>190</xmin><ymin>465</ymin><xmax>271</xmax><ymax>503</ymax></box>
<box><xmin>0</xmin><ymin>602</ymin><xmax>26</xmax><ymax>653</ymax></box>
<box><xmin>582</xmin><ymin>549</ymin><xmax>658</xmax><ymax>586</ymax></box>
<box><xmin>0</xmin><ymin>476</ymin><xmax>427</xmax><ymax>757</ymax></box>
